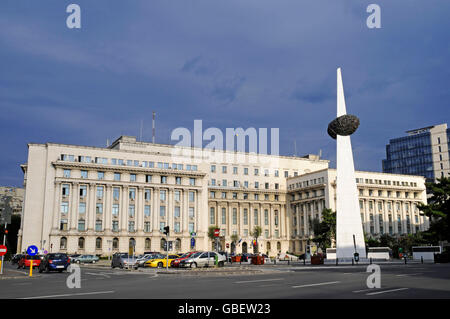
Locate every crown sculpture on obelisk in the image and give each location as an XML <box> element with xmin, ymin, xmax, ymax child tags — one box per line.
<box><xmin>327</xmin><ymin>68</ymin><xmax>367</xmax><ymax>260</ymax></box>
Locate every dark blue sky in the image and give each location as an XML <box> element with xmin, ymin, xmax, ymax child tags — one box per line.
<box><xmin>1</xmin><ymin>0</ymin><xmax>449</xmax><ymax>187</ymax></box>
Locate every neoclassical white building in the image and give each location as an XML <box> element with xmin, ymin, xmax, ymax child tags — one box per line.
<box><xmin>18</xmin><ymin>135</ymin><xmax>329</xmax><ymax>256</ymax></box>
<box><xmin>18</xmin><ymin>135</ymin><xmax>429</xmax><ymax>257</ymax></box>
<box><xmin>287</xmin><ymin>169</ymin><xmax>429</xmax><ymax>254</ymax></box>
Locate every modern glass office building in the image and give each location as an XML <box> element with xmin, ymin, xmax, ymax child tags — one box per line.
<box><xmin>383</xmin><ymin>124</ymin><xmax>450</xmax><ymax>182</ymax></box>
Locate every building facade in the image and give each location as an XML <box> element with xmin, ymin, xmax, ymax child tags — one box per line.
<box><xmin>18</xmin><ymin>136</ymin><xmax>329</xmax><ymax>256</ymax></box>
<box><xmin>287</xmin><ymin>169</ymin><xmax>429</xmax><ymax>254</ymax></box>
<box><xmin>0</xmin><ymin>186</ymin><xmax>25</xmax><ymax>218</ymax></box>
<box><xmin>382</xmin><ymin>123</ymin><xmax>450</xmax><ymax>182</ymax></box>
<box><xmin>18</xmin><ymin>135</ymin><xmax>430</xmax><ymax>257</ymax></box>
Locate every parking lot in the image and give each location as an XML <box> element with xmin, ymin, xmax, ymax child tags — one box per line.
<box><xmin>1</xmin><ymin>259</ymin><xmax>450</xmax><ymax>299</ymax></box>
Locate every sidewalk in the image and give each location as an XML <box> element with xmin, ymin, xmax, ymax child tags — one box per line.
<box><xmin>0</xmin><ymin>267</ymin><xmax>40</xmax><ymax>279</ymax></box>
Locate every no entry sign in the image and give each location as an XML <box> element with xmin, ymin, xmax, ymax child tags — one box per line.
<box><xmin>214</xmin><ymin>228</ymin><xmax>220</xmax><ymax>237</ymax></box>
<box><xmin>0</xmin><ymin>245</ymin><xmax>7</xmax><ymax>256</ymax></box>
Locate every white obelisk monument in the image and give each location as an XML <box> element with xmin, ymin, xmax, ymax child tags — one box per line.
<box><xmin>335</xmin><ymin>68</ymin><xmax>366</xmax><ymax>259</ymax></box>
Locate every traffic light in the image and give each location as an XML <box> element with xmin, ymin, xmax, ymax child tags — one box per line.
<box><xmin>163</xmin><ymin>226</ymin><xmax>170</xmax><ymax>236</ymax></box>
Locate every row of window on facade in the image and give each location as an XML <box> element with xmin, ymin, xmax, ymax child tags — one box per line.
<box><xmin>355</xmin><ymin>177</ymin><xmax>418</xmax><ymax>187</ymax></box>
<box><xmin>60</xmin><ymin>154</ymin><xmax>198</xmax><ymax>171</ymax></box>
<box><xmin>61</xmin><ymin>202</ymin><xmax>197</xmax><ymax>224</ymax></box>
<box><xmin>359</xmin><ymin>200</ymin><xmax>420</xmax><ymax>213</ymax></box>
<box><xmin>209</xmin><ymin>179</ymin><xmax>282</xmax><ymax>190</ymax></box>
<box><xmin>62</xmin><ymin>169</ymin><xmax>197</xmax><ymax>185</ymax></box>
<box><xmin>209</xmin><ymin>191</ymin><xmax>279</xmax><ymax>201</ymax></box>
<box><xmin>210</xmin><ymin>165</ymin><xmax>297</xmax><ymax>178</ymax></box>
<box><xmin>290</xmin><ymin>190</ymin><xmax>325</xmax><ymax>200</ymax></box>
<box><xmin>209</xmin><ymin>207</ymin><xmax>280</xmax><ymax>227</ymax></box>
<box><xmin>291</xmin><ymin>213</ymin><xmax>420</xmax><ymax>238</ymax></box>
<box><xmin>288</xmin><ymin>177</ymin><xmax>326</xmax><ymax>190</ymax></box>
<box><xmin>60</xmin><ymin>218</ymin><xmax>197</xmax><ymax>234</ymax></box>
<box><xmin>61</xmin><ymin>184</ymin><xmax>196</xmax><ymax>202</ymax></box>
<box><xmin>357</xmin><ymin>189</ymin><xmax>420</xmax><ymax>199</ymax></box>
<box><xmin>59</xmin><ymin>236</ymin><xmax>184</xmax><ymax>251</ymax></box>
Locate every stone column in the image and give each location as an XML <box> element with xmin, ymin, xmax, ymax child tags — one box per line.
<box><xmin>52</xmin><ymin>181</ymin><xmax>61</xmax><ymax>231</ymax></box>
<box><xmin>105</xmin><ymin>185</ymin><xmax>112</xmax><ymax>232</ymax></box>
<box><xmin>121</xmin><ymin>186</ymin><xmax>129</xmax><ymax>233</ymax></box>
<box><xmin>69</xmin><ymin>182</ymin><xmax>78</xmax><ymax>231</ymax></box>
<box><xmin>182</xmin><ymin>189</ymin><xmax>189</xmax><ymax>236</ymax></box>
<box><xmin>137</xmin><ymin>186</ymin><xmax>144</xmax><ymax>233</ymax></box>
<box><xmin>88</xmin><ymin>183</ymin><xmax>96</xmax><ymax>231</ymax></box>
<box><xmin>153</xmin><ymin>187</ymin><xmax>160</xmax><ymax>232</ymax></box>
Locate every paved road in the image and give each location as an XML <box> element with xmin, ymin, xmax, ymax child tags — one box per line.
<box><xmin>1</xmin><ymin>262</ymin><xmax>449</xmax><ymax>299</ymax></box>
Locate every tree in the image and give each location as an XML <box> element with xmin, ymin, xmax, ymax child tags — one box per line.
<box><xmin>312</xmin><ymin>208</ymin><xmax>336</xmax><ymax>253</ymax></box>
<box><xmin>417</xmin><ymin>177</ymin><xmax>450</xmax><ymax>243</ymax></box>
<box><xmin>251</xmin><ymin>226</ymin><xmax>262</xmax><ymax>253</ymax></box>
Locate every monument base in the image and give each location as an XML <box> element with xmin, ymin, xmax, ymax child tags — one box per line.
<box><xmin>324</xmin><ymin>258</ymin><xmax>370</xmax><ymax>265</ymax></box>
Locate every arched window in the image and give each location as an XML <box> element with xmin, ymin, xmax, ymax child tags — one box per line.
<box><xmin>112</xmin><ymin>237</ymin><xmax>119</xmax><ymax>250</ymax></box>
<box><xmin>60</xmin><ymin>237</ymin><xmax>67</xmax><ymax>249</ymax></box>
<box><xmin>266</xmin><ymin>242</ymin><xmax>271</xmax><ymax>252</ymax></box>
<box><xmin>277</xmin><ymin>241</ymin><xmax>281</xmax><ymax>251</ymax></box>
<box><xmin>145</xmin><ymin>238</ymin><xmax>151</xmax><ymax>249</ymax></box>
<box><xmin>175</xmin><ymin>238</ymin><xmax>181</xmax><ymax>250</ymax></box>
<box><xmin>96</xmin><ymin>237</ymin><xmax>102</xmax><ymax>250</ymax></box>
<box><xmin>78</xmin><ymin>237</ymin><xmax>85</xmax><ymax>249</ymax></box>
<box><xmin>160</xmin><ymin>238</ymin><xmax>166</xmax><ymax>250</ymax></box>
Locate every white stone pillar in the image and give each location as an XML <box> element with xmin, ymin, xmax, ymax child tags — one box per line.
<box><xmin>105</xmin><ymin>185</ymin><xmax>112</xmax><ymax>232</ymax></box>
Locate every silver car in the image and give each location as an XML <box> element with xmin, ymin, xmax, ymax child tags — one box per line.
<box><xmin>181</xmin><ymin>251</ymin><xmax>226</xmax><ymax>268</ymax></box>
<box><xmin>111</xmin><ymin>253</ymin><xmax>138</xmax><ymax>269</ymax></box>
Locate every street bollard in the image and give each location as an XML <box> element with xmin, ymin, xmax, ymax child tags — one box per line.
<box><xmin>421</xmin><ymin>256</ymin><xmax>423</xmax><ymax>264</ymax></box>
<box><xmin>29</xmin><ymin>260</ymin><xmax>33</xmax><ymax>277</ymax></box>
<box><xmin>352</xmin><ymin>258</ymin><xmax>354</xmax><ymax>266</ymax></box>
<box><xmin>303</xmin><ymin>258</ymin><xmax>306</xmax><ymax>266</ymax></box>
<box><xmin>370</xmin><ymin>257</ymin><xmax>372</xmax><ymax>265</ymax></box>
<box><xmin>288</xmin><ymin>258</ymin><xmax>290</xmax><ymax>265</ymax></box>
<box><xmin>336</xmin><ymin>258</ymin><xmax>338</xmax><ymax>266</ymax></box>
<box><xmin>274</xmin><ymin>258</ymin><xmax>276</xmax><ymax>265</ymax></box>
<box><xmin>404</xmin><ymin>256</ymin><xmax>407</xmax><ymax>264</ymax></box>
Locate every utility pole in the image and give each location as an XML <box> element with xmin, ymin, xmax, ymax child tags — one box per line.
<box><xmin>164</xmin><ymin>226</ymin><xmax>169</xmax><ymax>271</ymax></box>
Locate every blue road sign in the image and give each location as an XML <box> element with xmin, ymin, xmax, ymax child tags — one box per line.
<box><xmin>27</xmin><ymin>245</ymin><xmax>38</xmax><ymax>256</ymax></box>
<box><xmin>190</xmin><ymin>238</ymin><xmax>195</xmax><ymax>247</ymax></box>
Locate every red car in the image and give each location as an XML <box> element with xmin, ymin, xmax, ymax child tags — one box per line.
<box><xmin>171</xmin><ymin>252</ymin><xmax>198</xmax><ymax>267</ymax></box>
<box><xmin>18</xmin><ymin>255</ymin><xmax>41</xmax><ymax>269</ymax></box>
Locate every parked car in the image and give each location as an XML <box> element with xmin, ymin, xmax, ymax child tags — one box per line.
<box><xmin>17</xmin><ymin>255</ymin><xmax>41</xmax><ymax>269</ymax></box>
<box><xmin>71</xmin><ymin>254</ymin><xmax>99</xmax><ymax>264</ymax></box>
<box><xmin>179</xmin><ymin>251</ymin><xmax>226</xmax><ymax>268</ymax></box>
<box><xmin>38</xmin><ymin>253</ymin><xmax>71</xmax><ymax>273</ymax></box>
<box><xmin>145</xmin><ymin>254</ymin><xmax>180</xmax><ymax>268</ymax></box>
<box><xmin>111</xmin><ymin>253</ymin><xmax>139</xmax><ymax>269</ymax></box>
<box><xmin>135</xmin><ymin>253</ymin><xmax>163</xmax><ymax>268</ymax></box>
<box><xmin>172</xmin><ymin>252</ymin><xmax>198</xmax><ymax>268</ymax></box>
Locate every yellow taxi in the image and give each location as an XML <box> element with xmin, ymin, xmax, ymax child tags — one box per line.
<box><xmin>144</xmin><ymin>254</ymin><xmax>181</xmax><ymax>268</ymax></box>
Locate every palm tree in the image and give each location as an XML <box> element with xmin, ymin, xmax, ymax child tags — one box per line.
<box><xmin>251</xmin><ymin>226</ymin><xmax>262</xmax><ymax>253</ymax></box>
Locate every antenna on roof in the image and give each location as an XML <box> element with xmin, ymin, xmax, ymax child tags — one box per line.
<box><xmin>294</xmin><ymin>140</ymin><xmax>297</xmax><ymax>156</ymax></box>
<box><xmin>140</xmin><ymin>120</ymin><xmax>144</xmax><ymax>142</ymax></box>
<box><xmin>152</xmin><ymin>111</ymin><xmax>156</xmax><ymax>143</ymax></box>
